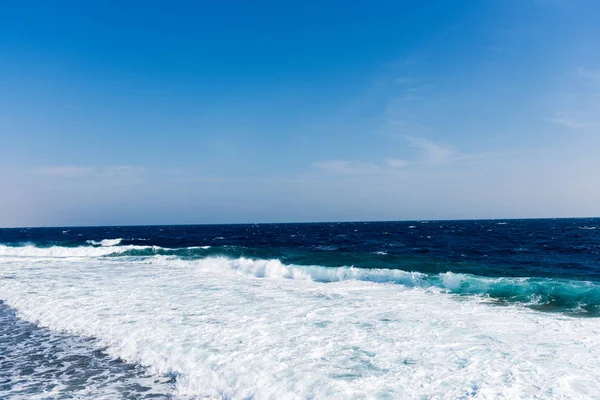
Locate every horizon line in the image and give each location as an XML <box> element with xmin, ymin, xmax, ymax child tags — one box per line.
<box><xmin>1</xmin><ymin>215</ymin><xmax>598</xmax><ymax>230</ymax></box>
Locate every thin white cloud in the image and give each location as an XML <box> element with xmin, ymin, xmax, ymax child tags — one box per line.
<box><xmin>378</xmin><ymin>86</ymin><xmax>434</xmax><ymax>137</ymax></box>
<box><xmin>160</xmin><ymin>170</ymin><xmax>223</xmax><ymax>183</ymax></box>
<box><xmin>33</xmin><ymin>165</ymin><xmax>146</xmax><ymax>180</ymax></box>
<box><xmin>33</xmin><ymin>166</ymin><xmax>95</xmax><ymax>178</ymax></box>
<box><xmin>404</xmin><ymin>136</ymin><xmax>496</xmax><ymax>165</ymax></box>
<box><xmin>547</xmin><ymin>116</ymin><xmax>597</xmax><ymax>129</ymax></box>
<box><xmin>172</xmin><ymin>177</ymin><xmax>224</xmax><ymax>183</ymax></box>
<box><xmin>406</xmin><ymin>136</ymin><xmax>456</xmax><ymax>165</ymax></box>
<box><xmin>577</xmin><ymin>67</ymin><xmax>600</xmax><ymax>81</ymax></box>
<box><xmin>313</xmin><ymin>160</ymin><xmax>378</xmax><ymax>175</ymax></box>
<box><xmin>386</xmin><ymin>159</ymin><xmax>408</xmax><ymax>168</ymax></box>
<box><xmin>546</xmin><ymin>67</ymin><xmax>600</xmax><ymax>129</ymax></box>
<box><xmin>313</xmin><ymin>159</ymin><xmax>408</xmax><ymax>175</ymax></box>
<box><xmin>104</xmin><ymin>165</ymin><xmax>146</xmax><ymax>173</ymax></box>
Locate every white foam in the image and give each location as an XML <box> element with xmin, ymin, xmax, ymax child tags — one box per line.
<box><xmin>1</xmin><ymin>254</ymin><xmax>600</xmax><ymax>399</ymax></box>
<box><xmin>0</xmin><ymin>301</ymin><xmax>174</xmax><ymax>399</ymax></box>
<box><xmin>86</xmin><ymin>238</ymin><xmax>123</xmax><ymax>246</ymax></box>
<box><xmin>0</xmin><ymin>244</ymin><xmax>147</xmax><ymax>258</ymax></box>
<box><xmin>0</xmin><ymin>243</ymin><xmax>211</xmax><ymax>260</ymax></box>
<box><xmin>191</xmin><ymin>256</ymin><xmax>424</xmax><ymax>286</ymax></box>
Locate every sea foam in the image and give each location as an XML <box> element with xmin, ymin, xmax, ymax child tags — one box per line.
<box><xmin>1</xmin><ymin>249</ymin><xmax>600</xmax><ymax>398</ymax></box>
<box><xmin>0</xmin><ymin>243</ymin><xmax>148</xmax><ymax>258</ymax></box>
<box><xmin>86</xmin><ymin>238</ymin><xmax>123</xmax><ymax>246</ymax></box>
<box><xmin>190</xmin><ymin>256</ymin><xmax>600</xmax><ymax>311</ymax></box>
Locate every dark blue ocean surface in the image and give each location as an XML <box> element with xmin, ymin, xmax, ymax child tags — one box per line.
<box><xmin>1</xmin><ymin>218</ymin><xmax>599</xmax><ymax>280</ymax></box>
<box><xmin>1</xmin><ymin>218</ymin><xmax>600</xmax><ymax>315</ymax></box>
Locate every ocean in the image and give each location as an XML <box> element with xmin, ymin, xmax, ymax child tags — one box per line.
<box><xmin>1</xmin><ymin>219</ymin><xmax>599</xmax><ymax>399</ymax></box>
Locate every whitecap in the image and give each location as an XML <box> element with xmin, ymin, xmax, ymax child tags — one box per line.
<box><xmin>86</xmin><ymin>238</ymin><xmax>123</xmax><ymax>247</ymax></box>
<box><xmin>0</xmin><ymin>244</ymin><xmax>147</xmax><ymax>258</ymax></box>
<box><xmin>1</xmin><ymin>252</ymin><xmax>600</xmax><ymax>398</ymax></box>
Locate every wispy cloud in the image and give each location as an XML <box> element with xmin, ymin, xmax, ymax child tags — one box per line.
<box><xmin>33</xmin><ymin>166</ymin><xmax>95</xmax><ymax>178</ymax></box>
<box><xmin>159</xmin><ymin>169</ymin><xmax>224</xmax><ymax>184</ymax></box>
<box><xmin>171</xmin><ymin>176</ymin><xmax>224</xmax><ymax>183</ymax></box>
<box><xmin>313</xmin><ymin>160</ymin><xmax>380</xmax><ymax>175</ymax></box>
<box><xmin>547</xmin><ymin>69</ymin><xmax>600</xmax><ymax>129</ymax></box>
<box><xmin>379</xmin><ymin>107</ymin><xmax>430</xmax><ymax>137</ymax></box>
<box><xmin>377</xmin><ymin>77</ymin><xmax>435</xmax><ymax>138</ymax></box>
<box><xmin>404</xmin><ymin>136</ymin><xmax>496</xmax><ymax>166</ymax></box>
<box><xmin>312</xmin><ymin>137</ymin><xmax>487</xmax><ymax>177</ymax></box>
<box><xmin>313</xmin><ymin>159</ymin><xmax>408</xmax><ymax>175</ymax></box>
<box><xmin>33</xmin><ymin>165</ymin><xmax>147</xmax><ymax>181</ymax></box>
<box><xmin>577</xmin><ymin>66</ymin><xmax>600</xmax><ymax>81</ymax></box>
<box><xmin>386</xmin><ymin>159</ymin><xmax>408</xmax><ymax>168</ymax></box>
<box><xmin>547</xmin><ymin>116</ymin><xmax>597</xmax><ymax>129</ymax></box>
<box><xmin>406</xmin><ymin>136</ymin><xmax>456</xmax><ymax>165</ymax></box>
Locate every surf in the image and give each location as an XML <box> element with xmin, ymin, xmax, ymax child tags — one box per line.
<box><xmin>1</xmin><ymin>250</ymin><xmax>599</xmax><ymax>398</ymax></box>
<box><xmin>1</xmin><ymin>243</ymin><xmax>599</xmax><ymax>313</ymax></box>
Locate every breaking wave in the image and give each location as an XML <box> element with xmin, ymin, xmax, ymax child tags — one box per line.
<box><xmin>0</xmin><ymin>243</ymin><xmax>151</xmax><ymax>258</ymax></box>
<box><xmin>2</xmin><ymin>247</ymin><xmax>600</xmax><ymax>398</ymax></box>
<box><xmin>1</xmin><ymin>242</ymin><xmax>597</xmax><ymax>313</ymax></box>
<box><xmin>2</xmin><ymin>219</ymin><xmax>599</xmax><ymax>398</ymax></box>
<box><xmin>86</xmin><ymin>238</ymin><xmax>123</xmax><ymax>246</ymax></box>
<box><xmin>193</xmin><ymin>256</ymin><xmax>600</xmax><ymax>313</ymax></box>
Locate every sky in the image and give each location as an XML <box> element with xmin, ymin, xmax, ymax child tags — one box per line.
<box><xmin>1</xmin><ymin>0</ymin><xmax>599</xmax><ymax>226</ymax></box>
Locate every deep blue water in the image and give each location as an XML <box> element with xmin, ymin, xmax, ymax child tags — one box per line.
<box><xmin>1</xmin><ymin>218</ymin><xmax>600</xmax><ymax>316</ymax></box>
<box><xmin>2</xmin><ymin>218</ymin><xmax>599</xmax><ymax>281</ymax></box>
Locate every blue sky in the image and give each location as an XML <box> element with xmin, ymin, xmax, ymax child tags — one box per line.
<box><xmin>1</xmin><ymin>0</ymin><xmax>599</xmax><ymax>226</ymax></box>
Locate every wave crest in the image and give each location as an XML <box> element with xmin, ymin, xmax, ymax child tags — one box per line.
<box><xmin>86</xmin><ymin>238</ymin><xmax>123</xmax><ymax>247</ymax></box>
<box><xmin>0</xmin><ymin>244</ymin><xmax>148</xmax><ymax>258</ymax></box>
<box><xmin>1</xmin><ymin>243</ymin><xmax>599</xmax><ymax>313</ymax></box>
<box><xmin>193</xmin><ymin>256</ymin><xmax>600</xmax><ymax>313</ymax></box>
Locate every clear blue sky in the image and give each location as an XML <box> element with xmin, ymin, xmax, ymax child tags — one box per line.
<box><xmin>1</xmin><ymin>0</ymin><xmax>599</xmax><ymax>226</ymax></box>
